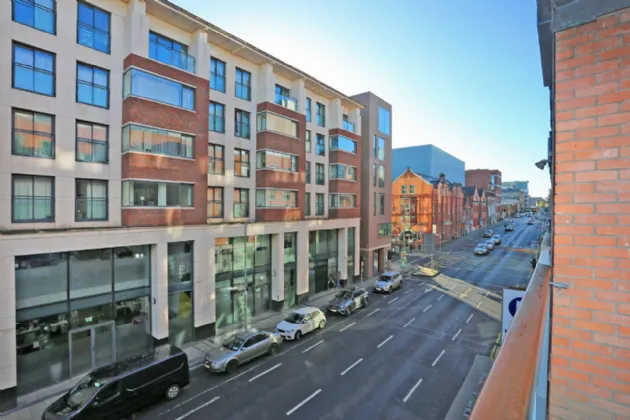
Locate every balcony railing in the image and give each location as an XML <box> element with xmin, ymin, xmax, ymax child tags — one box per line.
<box><xmin>343</xmin><ymin>120</ymin><xmax>355</xmax><ymax>133</ymax></box>
<box><xmin>470</xmin><ymin>233</ymin><xmax>551</xmax><ymax>420</ymax></box>
<box><xmin>275</xmin><ymin>93</ymin><xmax>298</xmax><ymax>111</ymax></box>
<box><xmin>149</xmin><ymin>40</ymin><xmax>196</xmax><ymax>73</ymax></box>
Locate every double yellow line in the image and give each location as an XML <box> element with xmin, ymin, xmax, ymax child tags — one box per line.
<box><xmin>490</xmin><ymin>333</ymin><xmax>501</xmax><ymax>360</ymax></box>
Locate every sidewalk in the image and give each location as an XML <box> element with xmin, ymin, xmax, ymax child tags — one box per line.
<box><xmin>0</xmin><ymin>275</ymin><xmax>381</xmax><ymax>420</ymax></box>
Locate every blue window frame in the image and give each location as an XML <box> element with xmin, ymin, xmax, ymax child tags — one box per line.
<box><xmin>235</xmin><ymin>68</ymin><xmax>251</xmax><ymax>101</ymax></box>
<box><xmin>12</xmin><ymin>0</ymin><xmax>56</xmax><ymax>34</ymax></box>
<box><xmin>210</xmin><ymin>58</ymin><xmax>226</xmax><ymax>92</ymax></box>
<box><xmin>209</xmin><ymin>102</ymin><xmax>225</xmax><ymax>133</ymax></box>
<box><xmin>77</xmin><ymin>1</ymin><xmax>110</xmax><ymax>54</ymax></box>
<box><xmin>378</xmin><ymin>107</ymin><xmax>391</xmax><ymax>135</ymax></box>
<box><xmin>77</xmin><ymin>63</ymin><xmax>109</xmax><ymax>108</ymax></box>
<box><xmin>13</xmin><ymin>43</ymin><xmax>55</xmax><ymax>96</ymax></box>
<box><xmin>123</xmin><ymin>69</ymin><xmax>195</xmax><ymax>110</ymax></box>
<box><xmin>316</xmin><ymin>134</ymin><xmax>325</xmax><ymax>156</ymax></box>
<box><xmin>306</xmin><ymin>98</ymin><xmax>312</xmax><ymax>123</ymax></box>
<box><xmin>149</xmin><ymin>32</ymin><xmax>195</xmax><ymax>73</ymax></box>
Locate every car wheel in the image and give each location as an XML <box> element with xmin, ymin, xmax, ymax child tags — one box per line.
<box><xmin>225</xmin><ymin>360</ymin><xmax>238</xmax><ymax>374</ymax></box>
<box><xmin>295</xmin><ymin>330</ymin><xmax>302</xmax><ymax>340</ymax></box>
<box><xmin>268</xmin><ymin>343</ymin><xmax>279</xmax><ymax>356</ymax></box>
<box><xmin>319</xmin><ymin>320</ymin><xmax>326</xmax><ymax>329</ymax></box>
<box><xmin>165</xmin><ymin>384</ymin><xmax>180</xmax><ymax>400</ymax></box>
<box><xmin>363</xmin><ymin>298</ymin><xmax>369</xmax><ymax>308</ymax></box>
<box><xmin>346</xmin><ymin>307</ymin><xmax>352</xmax><ymax>316</ymax></box>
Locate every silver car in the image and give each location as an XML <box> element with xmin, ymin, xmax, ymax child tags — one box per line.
<box><xmin>374</xmin><ymin>271</ymin><xmax>403</xmax><ymax>293</ymax></box>
<box><xmin>204</xmin><ymin>329</ymin><xmax>282</xmax><ymax>374</ymax></box>
<box><xmin>484</xmin><ymin>240</ymin><xmax>495</xmax><ymax>250</ymax></box>
<box><xmin>327</xmin><ymin>287</ymin><xmax>369</xmax><ymax>316</ymax></box>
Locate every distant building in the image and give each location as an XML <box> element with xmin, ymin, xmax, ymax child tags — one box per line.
<box><xmin>462</xmin><ymin>187</ymin><xmax>488</xmax><ymax>231</ymax></box>
<box><xmin>503</xmin><ymin>181</ymin><xmax>530</xmax><ymax>208</ymax></box>
<box><xmin>392</xmin><ymin>145</ymin><xmax>465</xmax><ymax>184</ymax></box>
<box><xmin>465</xmin><ymin>169</ymin><xmax>502</xmax><ymax>222</ymax></box>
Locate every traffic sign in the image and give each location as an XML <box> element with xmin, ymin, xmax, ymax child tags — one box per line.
<box><xmin>501</xmin><ymin>288</ymin><xmax>526</xmax><ymax>344</ymax></box>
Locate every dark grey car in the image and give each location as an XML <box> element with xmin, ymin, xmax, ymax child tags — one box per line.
<box><xmin>327</xmin><ymin>287</ymin><xmax>368</xmax><ymax>316</ymax></box>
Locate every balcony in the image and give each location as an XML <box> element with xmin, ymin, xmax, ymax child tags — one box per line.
<box><xmin>342</xmin><ymin>120</ymin><xmax>356</xmax><ymax>133</ymax></box>
<box><xmin>275</xmin><ymin>93</ymin><xmax>298</xmax><ymax>111</ymax></box>
<box><xmin>149</xmin><ymin>39</ymin><xmax>196</xmax><ymax>74</ymax></box>
<box><xmin>470</xmin><ymin>233</ymin><xmax>551</xmax><ymax>420</ymax></box>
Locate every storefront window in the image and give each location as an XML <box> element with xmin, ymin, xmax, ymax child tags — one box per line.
<box><xmin>114</xmin><ymin>246</ymin><xmax>150</xmax><ymax>291</ymax></box>
<box><xmin>168</xmin><ymin>291</ymin><xmax>193</xmax><ymax>347</ymax></box>
<box><xmin>284</xmin><ymin>233</ymin><xmax>296</xmax><ymax>264</ymax></box>
<box><xmin>348</xmin><ymin>227</ymin><xmax>355</xmax><ymax>280</ymax></box>
<box><xmin>69</xmin><ymin>249</ymin><xmax>112</xmax><ymax>299</ymax></box>
<box><xmin>168</xmin><ymin>242</ymin><xmax>193</xmax><ymax>285</ymax></box>
<box><xmin>15</xmin><ymin>252</ymin><xmax>67</xmax><ymax>309</ymax></box>
<box><xmin>309</xmin><ymin>229</ymin><xmax>340</xmax><ymax>293</ymax></box>
<box><xmin>255</xmin><ymin>235</ymin><xmax>271</xmax><ymax>267</ymax></box>
<box><xmin>215</xmin><ymin>279</ymin><xmax>233</xmax><ymax>329</ymax></box>
<box><xmin>115</xmin><ymin>296</ymin><xmax>150</xmax><ymax>359</ymax></box>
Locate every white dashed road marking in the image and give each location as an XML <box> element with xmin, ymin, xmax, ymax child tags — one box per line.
<box><xmin>339</xmin><ymin>322</ymin><xmax>355</xmax><ymax>332</ymax></box>
<box><xmin>403</xmin><ymin>378</ymin><xmax>424</xmax><ymax>403</ymax></box>
<box><xmin>249</xmin><ymin>363</ymin><xmax>282</xmax><ymax>382</ymax></box>
<box><xmin>389</xmin><ymin>297</ymin><xmax>400</xmax><ymax>304</ymax></box>
<box><xmin>466</xmin><ymin>314</ymin><xmax>474</xmax><ymax>324</ymax></box>
<box><xmin>377</xmin><ymin>335</ymin><xmax>394</xmax><ymax>349</ymax></box>
<box><xmin>403</xmin><ymin>318</ymin><xmax>416</xmax><ymax>328</ymax></box>
<box><xmin>286</xmin><ymin>389</ymin><xmax>322</xmax><ymax>416</ymax></box>
<box><xmin>302</xmin><ymin>340</ymin><xmax>324</xmax><ymax>353</ymax></box>
<box><xmin>367</xmin><ymin>308</ymin><xmax>380</xmax><ymax>317</ymax></box>
<box><xmin>452</xmin><ymin>329</ymin><xmax>462</xmax><ymax>341</ymax></box>
<box><xmin>423</xmin><ymin>305</ymin><xmax>432</xmax><ymax>313</ymax></box>
<box><xmin>174</xmin><ymin>397</ymin><xmax>220</xmax><ymax>420</ymax></box>
<box><xmin>340</xmin><ymin>358</ymin><xmax>363</xmax><ymax>376</ymax></box>
<box><xmin>432</xmin><ymin>350</ymin><xmax>446</xmax><ymax>367</ymax></box>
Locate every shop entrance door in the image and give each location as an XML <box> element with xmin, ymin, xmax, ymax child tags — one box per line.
<box><xmin>69</xmin><ymin>322</ymin><xmax>115</xmax><ymax>377</ymax></box>
<box><xmin>284</xmin><ymin>266</ymin><xmax>297</xmax><ymax>309</ymax></box>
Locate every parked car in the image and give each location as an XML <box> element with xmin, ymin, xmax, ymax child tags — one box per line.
<box><xmin>42</xmin><ymin>346</ymin><xmax>189</xmax><ymax>420</ymax></box>
<box><xmin>492</xmin><ymin>234</ymin><xmax>502</xmax><ymax>245</ymax></box>
<box><xmin>327</xmin><ymin>287</ymin><xmax>369</xmax><ymax>316</ymax></box>
<box><xmin>484</xmin><ymin>240</ymin><xmax>495</xmax><ymax>250</ymax></box>
<box><xmin>474</xmin><ymin>244</ymin><xmax>489</xmax><ymax>255</ymax></box>
<box><xmin>275</xmin><ymin>307</ymin><xmax>326</xmax><ymax>340</ymax></box>
<box><xmin>204</xmin><ymin>329</ymin><xmax>282</xmax><ymax>374</ymax></box>
<box><xmin>504</xmin><ymin>224</ymin><xmax>513</xmax><ymax>232</ymax></box>
<box><xmin>483</xmin><ymin>230</ymin><xmax>493</xmax><ymax>238</ymax></box>
<box><xmin>374</xmin><ymin>271</ymin><xmax>403</xmax><ymax>293</ymax></box>
<box><xmin>527</xmin><ymin>219</ymin><xmax>534</xmax><ymax>225</ymax></box>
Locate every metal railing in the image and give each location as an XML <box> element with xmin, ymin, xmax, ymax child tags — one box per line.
<box><xmin>343</xmin><ymin>120</ymin><xmax>355</xmax><ymax>133</ymax></box>
<box><xmin>470</xmin><ymin>233</ymin><xmax>551</xmax><ymax>420</ymax></box>
<box><xmin>149</xmin><ymin>40</ymin><xmax>196</xmax><ymax>73</ymax></box>
<box><xmin>275</xmin><ymin>93</ymin><xmax>298</xmax><ymax>111</ymax></box>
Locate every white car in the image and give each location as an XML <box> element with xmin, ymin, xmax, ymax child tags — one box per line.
<box><xmin>276</xmin><ymin>307</ymin><xmax>326</xmax><ymax>340</ymax></box>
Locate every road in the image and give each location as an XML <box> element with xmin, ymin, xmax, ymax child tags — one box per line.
<box><xmin>136</xmin><ymin>218</ymin><xmax>545</xmax><ymax>420</ymax></box>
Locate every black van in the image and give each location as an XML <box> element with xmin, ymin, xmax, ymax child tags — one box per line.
<box><xmin>42</xmin><ymin>345</ymin><xmax>189</xmax><ymax>420</ymax></box>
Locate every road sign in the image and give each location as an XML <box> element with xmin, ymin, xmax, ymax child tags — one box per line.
<box><xmin>501</xmin><ymin>288</ymin><xmax>526</xmax><ymax>344</ymax></box>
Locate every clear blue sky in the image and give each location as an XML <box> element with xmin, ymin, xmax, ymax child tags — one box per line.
<box><xmin>172</xmin><ymin>0</ymin><xmax>551</xmax><ymax>197</ymax></box>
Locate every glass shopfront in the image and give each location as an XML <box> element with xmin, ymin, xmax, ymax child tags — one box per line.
<box><xmin>348</xmin><ymin>227</ymin><xmax>356</xmax><ymax>282</ymax></box>
<box><xmin>309</xmin><ymin>229</ymin><xmax>339</xmax><ymax>293</ymax></box>
<box><xmin>215</xmin><ymin>235</ymin><xmax>271</xmax><ymax>329</ymax></box>
<box><xmin>283</xmin><ymin>233</ymin><xmax>297</xmax><ymax>309</ymax></box>
<box><xmin>167</xmin><ymin>242</ymin><xmax>194</xmax><ymax>347</ymax></box>
<box><xmin>14</xmin><ymin>246</ymin><xmax>151</xmax><ymax>395</ymax></box>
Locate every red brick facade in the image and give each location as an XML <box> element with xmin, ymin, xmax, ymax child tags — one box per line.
<box><xmin>121</xmin><ymin>54</ymin><xmax>209</xmax><ymax>227</ymax></box>
<box><xmin>550</xmin><ymin>9</ymin><xmax>630</xmax><ymax>419</ymax></box>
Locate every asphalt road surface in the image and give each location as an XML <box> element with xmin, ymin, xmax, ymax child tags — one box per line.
<box><xmin>136</xmin><ymin>218</ymin><xmax>545</xmax><ymax>420</ymax></box>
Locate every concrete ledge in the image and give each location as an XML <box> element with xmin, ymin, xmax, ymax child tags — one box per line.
<box><xmin>444</xmin><ymin>355</ymin><xmax>493</xmax><ymax>420</ymax></box>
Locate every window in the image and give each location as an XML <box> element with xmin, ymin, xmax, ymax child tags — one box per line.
<box><xmin>378</xmin><ymin>107</ymin><xmax>391</xmax><ymax>135</ymax></box>
<box><xmin>257</xmin><ymin>150</ymin><xmax>297</xmax><ymax>172</ymax></box>
<box><xmin>329</xmin><ymin>164</ymin><xmax>357</xmax><ymax>181</ymax></box>
<box><xmin>378</xmin><ymin>223</ymin><xmax>392</xmax><ymax>237</ymax></box>
<box><xmin>305</xmin><ymin>193</ymin><xmax>311</xmax><ymax>216</ymax></box>
<box><xmin>373</xmin><ymin>163</ymin><xmax>377</xmax><ymax>187</ymax></box>
<box><xmin>306</xmin><ymin>98</ymin><xmax>312</xmax><ymax>122</ymax></box>
<box><xmin>76</xmin><ymin>179</ymin><xmax>107</xmax><ymax>221</ymax></box>
<box><xmin>208</xmin><ymin>144</ymin><xmax>224</xmax><ymax>175</ymax></box>
<box><xmin>378</xmin><ymin>165</ymin><xmax>385</xmax><ymax>188</ymax></box>
<box><xmin>379</xmin><ymin>193</ymin><xmax>385</xmax><ymax>215</ymax></box>
<box><xmin>207</xmin><ymin>187</ymin><xmax>223</xmax><ymax>218</ymax></box>
<box><xmin>77</xmin><ymin>1</ymin><xmax>110</xmax><ymax>53</ymax></box>
<box><xmin>234</xmin><ymin>149</ymin><xmax>250</xmax><ymax>177</ymax></box>
<box><xmin>209</xmin><ymin>102</ymin><xmax>225</xmax><ymax>133</ymax></box>
<box><xmin>256</xmin><ymin>189</ymin><xmax>297</xmax><ymax>208</ymax></box>
<box><xmin>306</xmin><ymin>161</ymin><xmax>311</xmax><ymax>183</ymax></box>
<box><xmin>378</xmin><ymin>136</ymin><xmax>385</xmax><ymax>160</ymax></box>
<box><xmin>122</xmin><ymin>181</ymin><xmax>192</xmax><ymax>207</ymax></box>
<box><xmin>12</xmin><ymin>109</ymin><xmax>54</xmax><ymax>158</ymax></box>
<box><xmin>235</xmin><ymin>68</ymin><xmax>251</xmax><ymax>101</ymax></box>
<box><xmin>257</xmin><ymin>112</ymin><xmax>298</xmax><ymax>138</ymax></box>
<box><xmin>329</xmin><ymin>135</ymin><xmax>357</xmax><ymax>154</ymax></box>
<box><xmin>275</xmin><ymin>84</ymin><xmax>297</xmax><ymax>111</ymax></box>
<box><xmin>13</xmin><ymin>0</ymin><xmax>56</xmax><ymax>34</ymax></box>
<box><xmin>77</xmin><ymin>63</ymin><xmax>109</xmax><ymax>108</ymax></box>
<box><xmin>210</xmin><ymin>58</ymin><xmax>226</xmax><ymax>92</ymax></box>
<box><xmin>316</xmin><ymin>102</ymin><xmax>325</xmax><ymax>126</ymax></box>
<box><xmin>149</xmin><ymin>32</ymin><xmax>195</xmax><ymax>73</ymax></box>
<box><xmin>13</xmin><ymin>43</ymin><xmax>55</xmax><ymax>96</ymax></box>
<box><xmin>342</xmin><ymin>114</ymin><xmax>355</xmax><ymax>133</ymax></box>
<box><xmin>410</xmin><ymin>185</ymin><xmax>416</xmax><ymax>194</ymax></box>
<box><xmin>123</xmin><ymin>69</ymin><xmax>194</xmax><ymax>110</ymax></box>
<box><xmin>401</xmin><ymin>185</ymin><xmax>407</xmax><ymax>194</ymax></box>
<box><xmin>305</xmin><ymin>130</ymin><xmax>311</xmax><ymax>153</ymax></box>
<box><xmin>316</xmin><ymin>134</ymin><xmax>325</xmax><ymax>156</ymax></box>
<box><xmin>122</xmin><ymin>124</ymin><xmax>192</xmax><ymax>159</ymax></box>
<box><xmin>235</xmin><ymin>109</ymin><xmax>250</xmax><ymax>139</ymax></box>
<box><xmin>315</xmin><ymin>163</ymin><xmax>325</xmax><ymax>185</ymax></box>
<box><xmin>315</xmin><ymin>193</ymin><xmax>324</xmax><ymax>215</ymax></box>
<box><xmin>373</xmin><ymin>192</ymin><xmax>376</xmax><ymax>215</ymax></box>
<box><xmin>373</xmin><ymin>135</ymin><xmax>377</xmax><ymax>158</ymax></box>
<box><xmin>77</xmin><ymin>121</ymin><xmax>108</xmax><ymax>163</ymax></box>
<box><xmin>329</xmin><ymin>194</ymin><xmax>356</xmax><ymax>208</ymax></box>
<box><xmin>12</xmin><ymin>175</ymin><xmax>54</xmax><ymax>222</ymax></box>
<box><xmin>233</xmin><ymin>188</ymin><xmax>249</xmax><ymax>218</ymax></box>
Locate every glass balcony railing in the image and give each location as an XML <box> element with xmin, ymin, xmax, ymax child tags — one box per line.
<box><xmin>275</xmin><ymin>93</ymin><xmax>298</xmax><ymax>111</ymax></box>
<box><xmin>149</xmin><ymin>40</ymin><xmax>196</xmax><ymax>73</ymax></box>
<box><xmin>343</xmin><ymin>120</ymin><xmax>355</xmax><ymax>133</ymax></box>
<box><xmin>233</xmin><ymin>203</ymin><xmax>249</xmax><ymax>218</ymax></box>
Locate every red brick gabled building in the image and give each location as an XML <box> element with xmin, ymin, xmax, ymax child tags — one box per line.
<box><xmin>462</xmin><ymin>186</ymin><xmax>488</xmax><ymax>231</ymax></box>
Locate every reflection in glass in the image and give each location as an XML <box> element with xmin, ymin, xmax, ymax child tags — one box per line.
<box><xmin>69</xmin><ymin>249</ymin><xmax>112</xmax><ymax>299</ymax></box>
<box><xmin>115</xmin><ymin>296</ymin><xmax>150</xmax><ymax>359</ymax></box>
<box><xmin>113</xmin><ymin>246</ymin><xmax>150</xmax><ymax>291</ymax></box>
<box><xmin>168</xmin><ymin>242</ymin><xmax>193</xmax><ymax>285</ymax></box>
<box><xmin>16</xmin><ymin>252</ymin><xmax>67</xmax><ymax>309</ymax></box>
<box><xmin>168</xmin><ymin>292</ymin><xmax>194</xmax><ymax>347</ymax></box>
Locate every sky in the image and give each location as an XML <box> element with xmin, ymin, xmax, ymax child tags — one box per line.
<box><xmin>172</xmin><ymin>0</ymin><xmax>551</xmax><ymax>197</ymax></box>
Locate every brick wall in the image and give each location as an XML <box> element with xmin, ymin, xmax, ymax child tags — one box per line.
<box><xmin>551</xmin><ymin>9</ymin><xmax>630</xmax><ymax>420</ymax></box>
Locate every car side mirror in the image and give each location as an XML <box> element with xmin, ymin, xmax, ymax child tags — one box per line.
<box><xmin>302</xmin><ymin>320</ymin><xmax>308</xmax><ymax>324</ymax></box>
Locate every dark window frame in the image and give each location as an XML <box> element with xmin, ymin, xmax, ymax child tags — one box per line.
<box><xmin>207</xmin><ymin>186</ymin><xmax>224</xmax><ymax>218</ymax></box>
<box><xmin>76</xmin><ymin>120</ymin><xmax>109</xmax><ymax>163</ymax></box>
<box><xmin>209</xmin><ymin>101</ymin><xmax>225</xmax><ymax>133</ymax></box>
<box><xmin>234</xmin><ymin>148</ymin><xmax>250</xmax><ymax>178</ymax></box>
<box><xmin>315</xmin><ymin>163</ymin><xmax>325</xmax><ymax>185</ymax></box>
<box><xmin>315</xmin><ymin>134</ymin><xmax>325</xmax><ymax>156</ymax></box>
<box><xmin>315</xmin><ymin>193</ymin><xmax>325</xmax><ymax>216</ymax></box>
<box><xmin>305</xmin><ymin>192</ymin><xmax>311</xmax><ymax>216</ymax></box>
<box><xmin>11</xmin><ymin>108</ymin><xmax>55</xmax><ymax>159</ymax></box>
<box><xmin>235</xmin><ymin>109</ymin><xmax>250</xmax><ymax>139</ymax></box>
<box><xmin>315</xmin><ymin>102</ymin><xmax>325</xmax><ymax>127</ymax></box>
<box><xmin>306</xmin><ymin>161</ymin><xmax>311</xmax><ymax>184</ymax></box>
<box><xmin>76</xmin><ymin>62</ymin><xmax>110</xmax><ymax>109</ymax></box>
<box><xmin>233</xmin><ymin>188</ymin><xmax>249</xmax><ymax>218</ymax></box>
<box><xmin>306</xmin><ymin>98</ymin><xmax>312</xmax><ymax>123</ymax></box>
<box><xmin>149</xmin><ymin>31</ymin><xmax>195</xmax><ymax>73</ymax></box>
<box><xmin>11</xmin><ymin>174</ymin><xmax>55</xmax><ymax>223</ymax></box>
<box><xmin>305</xmin><ymin>130</ymin><xmax>311</xmax><ymax>153</ymax></box>
<box><xmin>210</xmin><ymin>57</ymin><xmax>226</xmax><ymax>92</ymax></box>
<box><xmin>235</xmin><ymin>68</ymin><xmax>251</xmax><ymax>101</ymax></box>
<box><xmin>76</xmin><ymin>1</ymin><xmax>111</xmax><ymax>54</ymax></box>
<box><xmin>75</xmin><ymin>178</ymin><xmax>108</xmax><ymax>222</ymax></box>
<box><xmin>208</xmin><ymin>143</ymin><xmax>225</xmax><ymax>175</ymax></box>
<box><xmin>12</xmin><ymin>41</ymin><xmax>56</xmax><ymax>97</ymax></box>
<box><xmin>12</xmin><ymin>0</ymin><xmax>57</xmax><ymax>34</ymax></box>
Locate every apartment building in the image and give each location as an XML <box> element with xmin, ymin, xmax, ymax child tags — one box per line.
<box><xmin>0</xmin><ymin>0</ymin><xmax>365</xmax><ymax>407</ymax></box>
<box><xmin>351</xmin><ymin>92</ymin><xmax>392</xmax><ymax>277</ymax></box>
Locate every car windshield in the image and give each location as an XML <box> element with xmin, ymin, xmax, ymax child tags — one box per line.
<box><xmin>223</xmin><ymin>336</ymin><xmax>246</xmax><ymax>351</ymax></box>
<box><xmin>336</xmin><ymin>290</ymin><xmax>353</xmax><ymax>300</ymax></box>
<box><xmin>478</xmin><ymin>244</ymin><xmax>486</xmax><ymax>248</ymax></box>
<box><xmin>285</xmin><ymin>312</ymin><xmax>304</xmax><ymax>324</ymax></box>
<box><xmin>379</xmin><ymin>275</ymin><xmax>392</xmax><ymax>282</ymax></box>
<box><xmin>66</xmin><ymin>375</ymin><xmax>105</xmax><ymax>409</ymax></box>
